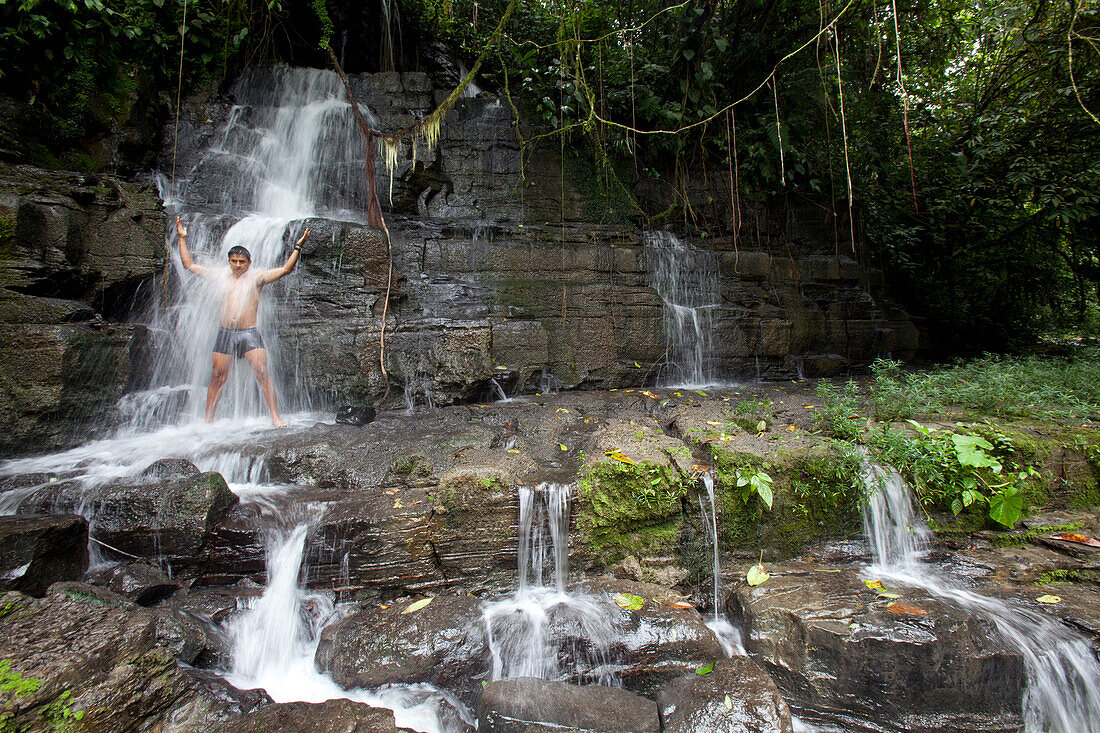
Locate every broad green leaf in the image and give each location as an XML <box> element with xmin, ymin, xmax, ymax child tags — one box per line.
<box><xmin>988</xmin><ymin>485</ymin><xmax>1023</xmax><ymax>527</ymax></box>
<box><xmin>695</xmin><ymin>662</ymin><xmax>714</xmax><ymax>675</ymax></box>
<box><xmin>951</xmin><ymin>434</ymin><xmax>1001</xmax><ymax>470</ymax></box>
<box><xmin>402</xmin><ymin>597</ymin><xmax>433</xmax><ymax>614</ymax></box>
<box><xmin>1036</xmin><ymin>595</ymin><xmax>1061</xmax><ymax>604</ymax></box>
<box><xmin>754</xmin><ymin>481</ymin><xmax>773</xmax><ymax>510</ymax></box>
<box><xmin>951</xmin><ymin>498</ymin><xmax>963</xmax><ymax>515</ymax></box>
<box><xmin>613</xmin><ymin>592</ymin><xmax>644</xmax><ymax>610</ymax></box>
<box><xmin>877</xmin><ymin>591</ymin><xmax>902</xmax><ymax>599</ymax></box>
<box><xmin>747</xmin><ymin>564</ymin><xmax>770</xmax><ymax>586</ymax></box>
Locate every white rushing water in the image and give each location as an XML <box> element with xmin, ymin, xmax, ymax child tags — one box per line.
<box><xmin>482</xmin><ymin>483</ymin><xmax>616</xmax><ymax>685</ymax></box>
<box><xmin>644</xmin><ymin>231</ymin><xmax>722</xmax><ymax>389</ymax></box>
<box><xmin>696</xmin><ymin>472</ymin><xmax>745</xmax><ymax>656</ymax></box>
<box><xmin>149</xmin><ymin>66</ymin><xmax>378</xmax><ymax>426</ymax></box>
<box><xmin>225</xmin><ymin>520</ymin><xmax>474</xmax><ymax>733</ymax></box>
<box><xmin>861</xmin><ymin>462</ymin><xmax>1100</xmax><ymax>732</ymax></box>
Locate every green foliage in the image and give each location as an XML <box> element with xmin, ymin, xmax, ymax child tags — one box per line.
<box><xmin>869</xmin><ymin>421</ymin><xmax>1038</xmax><ymax>528</ymax></box>
<box><xmin>0</xmin><ymin>0</ymin><xmax>281</xmax><ymax>168</ymax></box>
<box><xmin>734</xmin><ymin>467</ymin><xmax>773</xmax><ymax>510</ymax></box>
<box><xmin>870</xmin><ymin>359</ymin><xmax>922</xmax><ymax>421</ymax></box>
<box><xmin>813</xmin><ymin>380</ymin><xmax>862</xmax><ymax>440</ymax></box>
<box><xmin>902</xmin><ymin>349</ymin><xmax>1100</xmax><ymax>419</ymax></box>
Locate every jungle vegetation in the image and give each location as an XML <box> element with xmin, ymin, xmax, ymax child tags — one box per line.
<box><xmin>1</xmin><ymin>0</ymin><xmax>1098</xmax><ymax>349</ymax></box>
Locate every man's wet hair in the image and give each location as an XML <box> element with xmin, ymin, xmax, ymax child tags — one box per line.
<box><xmin>227</xmin><ymin>245</ymin><xmax>251</xmax><ymax>261</ymax></box>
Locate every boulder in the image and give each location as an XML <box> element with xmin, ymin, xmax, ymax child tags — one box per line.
<box><xmin>18</xmin><ymin>471</ymin><xmax>238</xmax><ymax>568</ymax></box>
<box><xmin>478</xmin><ymin>678</ymin><xmax>660</xmax><ymax>733</ymax></box>
<box><xmin>314</xmin><ymin>594</ymin><xmax>487</xmax><ymax>703</ymax></box>
<box><xmin>0</xmin><ymin>514</ymin><xmax>88</xmax><ymax>596</ymax></box>
<box><xmin>0</xmin><ymin>585</ymin><xmax>261</xmax><ymax>731</ymax></box>
<box><xmin>656</xmin><ymin>657</ymin><xmax>793</xmax><ymax>733</ymax></box>
<box><xmin>222</xmin><ymin>698</ymin><xmax>401</xmax><ymax>733</ymax></box>
<box><xmin>727</xmin><ymin>565</ymin><xmax>1026</xmax><ymax>732</ymax></box>
<box><xmin>578</xmin><ymin>578</ymin><xmax>725</xmax><ymax>694</ymax></box>
<box><xmin>85</xmin><ymin>561</ymin><xmax>181</xmax><ymax>606</ymax></box>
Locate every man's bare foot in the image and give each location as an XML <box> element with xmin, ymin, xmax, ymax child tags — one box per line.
<box><xmin>272</xmin><ymin>417</ymin><xmax>287</xmax><ymax>427</ymax></box>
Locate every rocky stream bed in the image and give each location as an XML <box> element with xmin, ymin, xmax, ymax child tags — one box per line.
<box><xmin>0</xmin><ymin>384</ymin><xmax>1097</xmax><ymax>732</ymax></box>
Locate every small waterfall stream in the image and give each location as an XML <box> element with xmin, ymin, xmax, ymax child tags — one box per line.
<box><xmin>696</xmin><ymin>472</ymin><xmax>745</xmax><ymax>656</ymax></box>
<box><xmin>861</xmin><ymin>463</ymin><xmax>1100</xmax><ymax>732</ymax></box>
<box><xmin>482</xmin><ymin>483</ymin><xmax>616</xmax><ymax>685</ymax></box>
<box><xmin>644</xmin><ymin>231</ymin><xmax>721</xmax><ymax>388</ymax></box>
<box><xmin>224</xmin><ymin>513</ymin><xmax>472</xmax><ymax>733</ymax></box>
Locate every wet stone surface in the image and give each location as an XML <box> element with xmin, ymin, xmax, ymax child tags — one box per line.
<box><xmin>657</xmin><ymin>657</ymin><xmax>793</xmax><ymax>733</ymax></box>
<box><xmin>726</xmin><ymin>563</ymin><xmax>1026</xmax><ymax>732</ymax></box>
<box><xmin>478</xmin><ymin>678</ymin><xmax>660</xmax><ymax>733</ymax></box>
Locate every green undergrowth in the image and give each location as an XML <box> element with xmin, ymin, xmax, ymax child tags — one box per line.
<box><xmin>708</xmin><ymin>442</ymin><xmax>865</xmax><ymax>559</ymax></box>
<box><xmin>989</xmin><ymin>522</ymin><xmax>1087</xmax><ymax>548</ymax></box>
<box><xmin>866</xmin><ymin>422</ymin><xmax>1041</xmax><ymax>529</ymax></box>
<box><xmin>869</xmin><ymin>351</ymin><xmax>1100</xmax><ymax>420</ymax></box>
<box><xmin>576</xmin><ymin>458</ymin><xmax>689</xmax><ymax>564</ymax></box>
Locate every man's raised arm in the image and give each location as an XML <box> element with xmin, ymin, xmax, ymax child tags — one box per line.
<box><xmin>259</xmin><ymin>227</ymin><xmax>310</xmax><ymax>285</ymax></box>
<box><xmin>177</xmin><ymin>217</ymin><xmax>212</xmax><ymax>278</ymax></box>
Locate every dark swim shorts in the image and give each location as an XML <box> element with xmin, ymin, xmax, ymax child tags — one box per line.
<box><xmin>213</xmin><ymin>327</ymin><xmax>265</xmax><ymax>357</ymax></box>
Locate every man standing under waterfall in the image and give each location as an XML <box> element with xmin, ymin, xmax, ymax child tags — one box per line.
<box><xmin>175</xmin><ymin>217</ymin><xmax>309</xmax><ymax>427</ymax></box>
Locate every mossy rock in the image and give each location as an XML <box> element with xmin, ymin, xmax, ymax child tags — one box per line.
<box><xmin>391</xmin><ymin>452</ymin><xmax>433</xmax><ymax>478</ymax></box>
<box><xmin>575</xmin><ymin>418</ymin><xmax>695</xmax><ymax>566</ymax></box>
<box><xmin>709</xmin><ymin>442</ymin><xmax>865</xmax><ymax>559</ymax></box>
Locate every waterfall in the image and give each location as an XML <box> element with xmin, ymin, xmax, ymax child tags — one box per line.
<box><xmin>226</xmin><ymin>519</ymin><xmax>474</xmax><ymax>733</ymax></box>
<box><xmin>483</xmin><ymin>483</ymin><xmax>616</xmax><ymax>685</ymax></box>
<box><xmin>643</xmin><ymin>231</ymin><xmax>721</xmax><ymax>388</ymax></box>
<box><xmin>861</xmin><ymin>463</ymin><xmax>1100</xmax><ymax>732</ymax></box>
<box><xmin>146</xmin><ymin>66</ymin><xmax>375</xmax><ymax>428</ymax></box>
<box><xmin>696</xmin><ymin>472</ymin><xmax>745</xmax><ymax>656</ymax></box>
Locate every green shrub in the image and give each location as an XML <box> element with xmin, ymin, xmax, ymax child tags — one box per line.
<box><xmin>813</xmin><ymin>380</ymin><xmax>862</xmax><ymax>439</ymax></box>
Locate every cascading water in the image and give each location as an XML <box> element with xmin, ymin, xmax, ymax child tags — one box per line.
<box><xmin>149</xmin><ymin>66</ymin><xmax>375</xmax><ymax>427</ymax></box>
<box><xmin>696</xmin><ymin>472</ymin><xmax>745</xmax><ymax>656</ymax></box>
<box><xmin>644</xmin><ymin>231</ymin><xmax>721</xmax><ymax>388</ymax></box>
<box><xmin>225</xmin><ymin>514</ymin><xmax>474</xmax><ymax>733</ymax></box>
<box><xmin>482</xmin><ymin>483</ymin><xmax>616</xmax><ymax>685</ymax></box>
<box><xmin>861</xmin><ymin>462</ymin><xmax>1100</xmax><ymax>732</ymax></box>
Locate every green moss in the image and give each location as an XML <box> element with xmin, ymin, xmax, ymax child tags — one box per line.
<box><xmin>989</xmin><ymin>521</ymin><xmax>1087</xmax><ymax>548</ymax></box>
<box><xmin>576</xmin><ymin>459</ymin><xmax>688</xmax><ymax>564</ymax></box>
<box><xmin>392</xmin><ymin>453</ymin><xmax>432</xmax><ymax>478</ymax></box>
<box><xmin>1036</xmin><ymin>568</ymin><xmax>1080</xmax><ymax>585</ymax></box>
<box><xmin>709</xmin><ymin>442</ymin><xmax>865</xmax><ymax>559</ymax></box>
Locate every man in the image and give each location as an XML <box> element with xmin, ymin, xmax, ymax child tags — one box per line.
<box><xmin>176</xmin><ymin>216</ymin><xmax>309</xmax><ymax>427</ymax></box>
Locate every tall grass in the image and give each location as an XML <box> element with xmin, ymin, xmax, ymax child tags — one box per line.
<box><xmin>895</xmin><ymin>349</ymin><xmax>1100</xmax><ymax>419</ymax></box>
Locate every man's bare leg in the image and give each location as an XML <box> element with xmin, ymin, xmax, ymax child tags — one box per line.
<box><xmin>244</xmin><ymin>348</ymin><xmax>286</xmax><ymax>427</ymax></box>
<box><xmin>206</xmin><ymin>352</ymin><xmax>232</xmax><ymax>422</ymax></box>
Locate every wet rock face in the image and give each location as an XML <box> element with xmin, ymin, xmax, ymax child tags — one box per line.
<box><xmin>578</xmin><ymin>578</ymin><xmax>725</xmax><ymax>695</ymax></box>
<box><xmin>478</xmin><ymin>678</ymin><xmax>661</xmax><ymax>733</ymax></box>
<box><xmin>85</xmin><ymin>560</ymin><xmax>181</xmax><ymax>606</ymax></box>
<box><xmin>221</xmin><ymin>699</ymin><xmax>402</xmax><ymax>733</ymax></box>
<box><xmin>0</xmin><ymin>162</ymin><xmax>163</xmax><ymax>455</ymax></box>
<box><xmin>0</xmin><ymin>585</ymin><xmax>262</xmax><ymax>731</ymax></box>
<box><xmin>727</xmin><ymin>565</ymin><xmax>1026</xmax><ymax>732</ymax></box>
<box><xmin>657</xmin><ymin>657</ymin><xmax>793</xmax><ymax>733</ymax></box>
<box><xmin>0</xmin><ymin>514</ymin><xmax>88</xmax><ymax>596</ymax></box>
<box><xmin>16</xmin><ymin>467</ymin><xmax>238</xmax><ymax>569</ymax></box>
<box><xmin>315</xmin><ymin>594</ymin><xmax>487</xmax><ymax>703</ymax></box>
